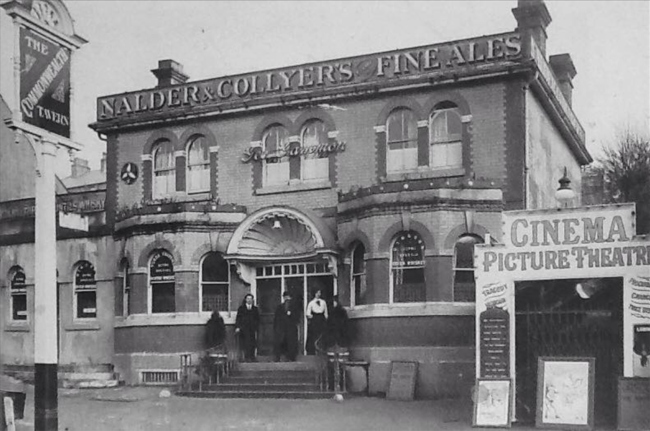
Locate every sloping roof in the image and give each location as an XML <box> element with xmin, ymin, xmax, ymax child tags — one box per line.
<box><xmin>61</xmin><ymin>170</ymin><xmax>106</xmax><ymax>192</ymax></box>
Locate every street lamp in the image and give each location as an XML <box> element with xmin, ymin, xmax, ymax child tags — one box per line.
<box><xmin>555</xmin><ymin>167</ymin><xmax>575</xmax><ymax>208</ymax></box>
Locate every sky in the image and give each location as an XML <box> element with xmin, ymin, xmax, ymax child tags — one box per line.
<box><xmin>7</xmin><ymin>1</ymin><xmax>650</xmax><ymax>171</ymax></box>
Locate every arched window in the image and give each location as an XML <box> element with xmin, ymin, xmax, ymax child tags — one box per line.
<box><xmin>152</xmin><ymin>139</ymin><xmax>175</xmax><ymax>198</ymax></box>
<box><xmin>300</xmin><ymin>120</ymin><xmax>329</xmax><ymax>182</ymax></box>
<box><xmin>120</xmin><ymin>259</ymin><xmax>130</xmax><ymax>317</ymax></box>
<box><xmin>9</xmin><ymin>266</ymin><xmax>27</xmax><ymax>321</ymax></box>
<box><xmin>453</xmin><ymin>234</ymin><xmax>484</xmax><ymax>302</ymax></box>
<box><xmin>429</xmin><ymin>102</ymin><xmax>462</xmax><ymax>169</ymax></box>
<box><xmin>350</xmin><ymin>242</ymin><xmax>366</xmax><ymax>306</ymax></box>
<box><xmin>186</xmin><ymin>135</ymin><xmax>210</xmax><ymax>193</ymax></box>
<box><xmin>262</xmin><ymin>125</ymin><xmax>290</xmax><ymax>186</ymax></box>
<box><xmin>391</xmin><ymin>231</ymin><xmax>426</xmax><ymax>303</ymax></box>
<box><xmin>200</xmin><ymin>252</ymin><xmax>230</xmax><ymax>312</ymax></box>
<box><xmin>149</xmin><ymin>250</ymin><xmax>175</xmax><ymax>313</ymax></box>
<box><xmin>74</xmin><ymin>261</ymin><xmax>97</xmax><ymax>319</ymax></box>
<box><xmin>386</xmin><ymin>108</ymin><xmax>418</xmax><ymax>173</ymax></box>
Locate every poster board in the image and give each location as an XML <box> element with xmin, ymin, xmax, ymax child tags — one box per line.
<box><xmin>387</xmin><ymin>361</ymin><xmax>418</xmax><ymax>401</ymax></box>
<box><xmin>536</xmin><ymin>357</ymin><xmax>595</xmax><ymax>430</ymax></box>
<box><xmin>473</xmin><ymin>378</ymin><xmax>511</xmax><ymax>428</ymax></box>
<box><xmin>617</xmin><ymin>377</ymin><xmax>650</xmax><ymax>431</ymax></box>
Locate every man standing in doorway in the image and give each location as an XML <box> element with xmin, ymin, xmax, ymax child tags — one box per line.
<box><xmin>273</xmin><ymin>291</ymin><xmax>300</xmax><ymax>361</ymax></box>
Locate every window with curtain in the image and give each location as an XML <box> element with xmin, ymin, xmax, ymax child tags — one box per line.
<box><xmin>300</xmin><ymin>120</ymin><xmax>329</xmax><ymax>182</ymax></box>
<box><xmin>262</xmin><ymin>125</ymin><xmax>290</xmax><ymax>186</ymax></box>
<box><xmin>74</xmin><ymin>261</ymin><xmax>97</xmax><ymax>319</ymax></box>
<box><xmin>391</xmin><ymin>231</ymin><xmax>426</xmax><ymax>303</ymax></box>
<box><xmin>201</xmin><ymin>252</ymin><xmax>229</xmax><ymax>312</ymax></box>
<box><xmin>149</xmin><ymin>251</ymin><xmax>175</xmax><ymax>313</ymax></box>
<box><xmin>386</xmin><ymin>108</ymin><xmax>418</xmax><ymax>173</ymax></box>
<box><xmin>10</xmin><ymin>266</ymin><xmax>27</xmax><ymax>321</ymax></box>
<box><xmin>351</xmin><ymin>242</ymin><xmax>367</xmax><ymax>306</ymax></box>
<box><xmin>429</xmin><ymin>103</ymin><xmax>462</xmax><ymax>169</ymax></box>
<box><xmin>153</xmin><ymin>140</ymin><xmax>175</xmax><ymax>198</ymax></box>
<box><xmin>186</xmin><ymin>135</ymin><xmax>210</xmax><ymax>193</ymax></box>
<box><xmin>453</xmin><ymin>235</ymin><xmax>483</xmax><ymax>302</ymax></box>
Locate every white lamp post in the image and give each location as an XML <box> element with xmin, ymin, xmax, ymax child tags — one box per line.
<box><xmin>555</xmin><ymin>167</ymin><xmax>575</xmax><ymax>208</ymax></box>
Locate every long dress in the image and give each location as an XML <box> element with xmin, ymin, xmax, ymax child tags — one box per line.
<box><xmin>235</xmin><ymin>303</ymin><xmax>260</xmax><ymax>361</ymax></box>
<box><xmin>273</xmin><ymin>300</ymin><xmax>300</xmax><ymax>361</ymax></box>
<box><xmin>306</xmin><ymin>298</ymin><xmax>328</xmax><ymax>355</ymax></box>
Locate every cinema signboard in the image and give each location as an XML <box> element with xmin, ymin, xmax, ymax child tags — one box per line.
<box><xmin>473</xmin><ymin>203</ymin><xmax>650</xmax><ymax>420</ymax></box>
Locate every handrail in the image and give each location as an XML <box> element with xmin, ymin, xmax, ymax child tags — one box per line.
<box><xmin>314</xmin><ymin>335</ymin><xmax>349</xmax><ymax>394</ymax></box>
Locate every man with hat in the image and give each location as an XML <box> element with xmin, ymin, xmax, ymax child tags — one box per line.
<box><xmin>273</xmin><ymin>291</ymin><xmax>300</xmax><ymax>361</ymax></box>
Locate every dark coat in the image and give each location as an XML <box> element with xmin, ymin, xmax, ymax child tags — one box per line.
<box><xmin>326</xmin><ymin>305</ymin><xmax>350</xmax><ymax>348</ymax></box>
<box><xmin>273</xmin><ymin>300</ymin><xmax>301</xmax><ymax>360</ymax></box>
<box><xmin>235</xmin><ymin>304</ymin><xmax>260</xmax><ymax>335</ymax></box>
<box><xmin>205</xmin><ymin>312</ymin><xmax>226</xmax><ymax>349</ymax></box>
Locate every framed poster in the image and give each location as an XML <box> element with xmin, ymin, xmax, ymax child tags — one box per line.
<box><xmin>473</xmin><ymin>378</ymin><xmax>511</xmax><ymax>428</ymax></box>
<box><xmin>536</xmin><ymin>357</ymin><xmax>595</xmax><ymax>430</ymax></box>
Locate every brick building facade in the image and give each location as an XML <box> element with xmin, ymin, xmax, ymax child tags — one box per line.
<box><xmin>1</xmin><ymin>0</ymin><xmax>591</xmax><ymax>396</ymax></box>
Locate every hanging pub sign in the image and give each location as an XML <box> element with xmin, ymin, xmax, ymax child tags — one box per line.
<box><xmin>11</xmin><ymin>270</ymin><xmax>26</xmax><ymax>289</ymax></box>
<box><xmin>150</xmin><ymin>251</ymin><xmax>175</xmax><ymax>281</ymax></box>
<box><xmin>75</xmin><ymin>262</ymin><xmax>96</xmax><ymax>287</ymax></box>
<box><xmin>19</xmin><ymin>26</ymin><xmax>71</xmax><ymax>137</ymax></box>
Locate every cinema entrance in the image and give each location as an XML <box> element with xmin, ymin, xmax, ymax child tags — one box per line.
<box><xmin>474</xmin><ymin>204</ymin><xmax>650</xmax><ymax>428</ymax></box>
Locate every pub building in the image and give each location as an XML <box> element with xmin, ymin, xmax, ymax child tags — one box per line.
<box><xmin>1</xmin><ymin>0</ymin><xmax>607</xmax><ymax>406</ymax></box>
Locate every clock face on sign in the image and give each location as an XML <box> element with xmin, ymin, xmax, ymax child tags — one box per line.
<box><xmin>30</xmin><ymin>0</ymin><xmax>62</xmax><ymax>30</ymax></box>
<box><xmin>121</xmin><ymin>163</ymin><xmax>138</xmax><ymax>185</ymax></box>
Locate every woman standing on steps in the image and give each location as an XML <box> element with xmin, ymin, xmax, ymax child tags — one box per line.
<box><xmin>305</xmin><ymin>289</ymin><xmax>328</xmax><ymax>355</ymax></box>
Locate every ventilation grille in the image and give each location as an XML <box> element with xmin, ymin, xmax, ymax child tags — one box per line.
<box><xmin>140</xmin><ymin>370</ymin><xmax>179</xmax><ymax>385</ymax></box>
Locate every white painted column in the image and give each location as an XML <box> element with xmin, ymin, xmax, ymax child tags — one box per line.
<box><xmin>34</xmin><ymin>139</ymin><xmax>59</xmax><ymax>365</ymax></box>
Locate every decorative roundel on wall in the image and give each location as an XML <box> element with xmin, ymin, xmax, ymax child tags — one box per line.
<box><xmin>120</xmin><ymin>162</ymin><xmax>139</xmax><ymax>185</ymax></box>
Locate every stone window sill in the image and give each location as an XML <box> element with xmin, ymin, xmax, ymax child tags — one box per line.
<box><xmin>5</xmin><ymin>322</ymin><xmax>30</xmax><ymax>332</ymax></box>
<box><xmin>65</xmin><ymin>321</ymin><xmax>101</xmax><ymax>331</ymax></box>
<box><xmin>384</xmin><ymin>167</ymin><xmax>465</xmax><ymax>182</ymax></box>
<box><xmin>256</xmin><ymin>180</ymin><xmax>332</xmax><ymax>196</ymax></box>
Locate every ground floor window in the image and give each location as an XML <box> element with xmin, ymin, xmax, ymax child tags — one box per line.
<box><xmin>201</xmin><ymin>252</ymin><xmax>229</xmax><ymax>312</ymax></box>
<box><xmin>150</xmin><ymin>250</ymin><xmax>175</xmax><ymax>313</ymax></box>
<box><xmin>74</xmin><ymin>261</ymin><xmax>97</xmax><ymax>319</ymax></box>
<box><xmin>391</xmin><ymin>231</ymin><xmax>426</xmax><ymax>303</ymax></box>
<box><xmin>10</xmin><ymin>267</ymin><xmax>27</xmax><ymax>321</ymax></box>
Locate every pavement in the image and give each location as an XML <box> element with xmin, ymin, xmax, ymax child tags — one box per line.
<box><xmin>9</xmin><ymin>384</ymin><xmax>544</xmax><ymax>431</ymax></box>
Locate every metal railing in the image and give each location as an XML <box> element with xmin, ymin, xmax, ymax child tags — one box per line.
<box><xmin>315</xmin><ymin>335</ymin><xmax>349</xmax><ymax>394</ymax></box>
<box><xmin>179</xmin><ymin>335</ymin><xmax>240</xmax><ymax>392</ymax></box>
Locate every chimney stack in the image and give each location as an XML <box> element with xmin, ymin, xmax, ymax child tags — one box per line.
<box><xmin>512</xmin><ymin>0</ymin><xmax>552</xmax><ymax>57</ymax></box>
<box><xmin>151</xmin><ymin>59</ymin><xmax>189</xmax><ymax>88</ymax></box>
<box><xmin>71</xmin><ymin>157</ymin><xmax>90</xmax><ymax>178</ymax></box>
<box><xmin>549</xmin><ymin>54</ymin><xmax>577</xmax><ymax>106</ymax></box>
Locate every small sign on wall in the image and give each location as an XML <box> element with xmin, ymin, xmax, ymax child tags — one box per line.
<box><xmin>387</xmin><ymin>361</ymin><xmax>418</xmax><ymax>401</ymax></box>
<box><xmin>617</xmin><ymin>377</ymin><xmax>650</xmax><ymax>431</ymax></box>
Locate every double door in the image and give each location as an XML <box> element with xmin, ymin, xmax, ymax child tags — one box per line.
<box><xmin>255</xmin><ymin>263</ymin><xmax>334</xmax><ymax>356</ymax></box>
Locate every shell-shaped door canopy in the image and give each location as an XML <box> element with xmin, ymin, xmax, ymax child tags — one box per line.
<box><xmin>237</xmin><ymin>213</ymin><xmax>319</xmax><ymax>257</ymax></box>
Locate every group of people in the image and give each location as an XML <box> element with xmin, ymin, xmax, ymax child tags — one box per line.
<box><xmin>206</xmin><ymin>290</ymin><xmax>349</xmax><ymax>362</ymax></box>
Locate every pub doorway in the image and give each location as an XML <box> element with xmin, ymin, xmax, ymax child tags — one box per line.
<box><xmin>515</xmin><ymin>277</ymin><xmax>623</xmax><ymax>428</ymax></box>
<box><xmin>255</xmin><ymin>262</ymin><xmax>334</xmax><ymax>357</ymax></box>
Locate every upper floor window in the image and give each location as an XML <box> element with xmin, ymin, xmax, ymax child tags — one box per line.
<box><xmin>186</xmin><ymin>135</ymin><xmax>210</xmax><ymax>193</ymax></box>
<box><xmin>201</xmin><ymin>252</ymin><xmax>230</xmax><ymax>312</ymax></box>
<box><xmin>74</xmin><ymin>261</ymin><xmax>97</xmax><ymax>319</ymax></box>
<box><xmin>391</xmin><ymin>231</ymin><xmax>426</xmax><ymax>303</ymax></box>
<box><xmin>300</xmin><ymin>120</ymin><xmax>329</xmax><ymax>182</ymax></box>
<box><xmin>10</xmin><ymin>266</ymin><xmax>27</xmax><ymax>321</ymax></box>
<box><xmin>149</xmin><ymin>250</ymin><xmax>175</xmax><ymax>313</ymax></box>
<box><xmin>429</xmin><ymin>103</ymin><xmax>462</xmax><ymax>169</ymax></box>
<box><xmin>350</xmin><ymin>242</ymin><xmax>367</xmax><ymax>306</ymax></box>
<box><xmin>453</xmin><ymin>234</ymin><xmax>483</xmax><ymax>302</ymax></box>
<box><xmin>153</xmin><ymin>140</ymin><xmax>175</xmax><ymax>198</ymax></box>
<box><xmin>262</xmin><ymin>125</ymin><xmax>290</xmax><ymax>186</ymax></box>
<box><xmin>386</xmin><ymin>108</ymin><xmax>418</xmax><ymax>173</ymax></box>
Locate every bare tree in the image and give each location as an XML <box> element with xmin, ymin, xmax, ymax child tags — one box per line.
<box><xmin>598</xmin><ymin>130</ymin><xmax>650</xmax><ymax>234</ymax></box>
